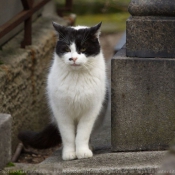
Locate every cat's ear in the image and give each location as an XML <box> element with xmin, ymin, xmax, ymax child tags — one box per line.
<box><xmin>52</xmin><ymin>22</ymin><xmax>65</xmax><ymax>34</ymax></box>
<box><xmin>90</xmin><ymin>22</ymin><xmax>102</xmax><ymax>38</ymax></box>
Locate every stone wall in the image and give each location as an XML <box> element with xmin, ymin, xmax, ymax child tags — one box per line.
<box><xmin>0</xmin><ymin>15</ymin><xmax>67</xmax><ymax>152</ymax></box>
<box><xmin>0</xmin><ymin>114</ymin><xmax>11</xmax><ymax>169</ymax></box>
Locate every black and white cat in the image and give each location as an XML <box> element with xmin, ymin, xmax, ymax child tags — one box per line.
<box><xmin>19</xmin><ymin>22</ymin><xmax>109</xmax><ymax>161</ymax></box>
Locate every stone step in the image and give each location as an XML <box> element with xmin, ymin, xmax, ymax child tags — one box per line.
<box><xmin>0</xmin><ymin>114</ymin><xmax>12</xmax><ymax>169</ymax></box>
<box><xmin>3</xmin><ymin>150</ymin><xmax>166</xmax><ymax>175</ymax></box>
<box><xmin>2</xmin><ymin>97</ymin><xmax>168</xmax><ymax>175</ymax></box>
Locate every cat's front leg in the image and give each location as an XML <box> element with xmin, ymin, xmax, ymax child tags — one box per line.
<box><xmin>53</xmin><ymin>111</ymin><xmax>76</xmax><ymax>160</ymax></box>
<box><xmin>75</xmin><ymin>109</ymin><xmax>100</xmax><ymax>159</ymax></box>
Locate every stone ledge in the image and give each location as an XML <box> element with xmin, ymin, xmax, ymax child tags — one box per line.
<box><xmin>0</xmin><ymin>114</ymin><xmax>11</xmax><ymax>169</ymax></box>
<box><xmin>3</xmin><ymin>151</ymin><xmax>166</xmax><ymax>175</ymax></box>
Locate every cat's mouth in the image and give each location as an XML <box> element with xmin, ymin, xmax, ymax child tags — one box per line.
<box><xmin>71</xmin><ymin>63</ymin><xmax>81</xmax><ymax>67</ymax></box>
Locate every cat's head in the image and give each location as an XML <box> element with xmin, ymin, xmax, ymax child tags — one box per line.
<box><xmin>52</xmin><ymin>22</ymin><xmax>102</xmax><ymax>69</ymax></box>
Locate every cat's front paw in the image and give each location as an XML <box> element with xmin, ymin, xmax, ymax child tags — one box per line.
<box><xmin>62</xmin><ymin>151</ymin><xmax>77</xmax><ymax>161</ymax></box>
<box><xmin>76</xmin><ymin>148</ymin><xmax>93</xmax><ymax>159</ymax></box>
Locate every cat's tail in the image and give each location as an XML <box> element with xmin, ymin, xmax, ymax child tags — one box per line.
<box><xmin>18</xmin><ymin>123</ymin><xmax>62</xmax><ymax>149</ymax></box>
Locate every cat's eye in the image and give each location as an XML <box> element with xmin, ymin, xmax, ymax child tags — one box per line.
<box><xmin>65</xmin><ymin>47</ymin><xmax>70</xmax><ymax>52</ymax></box>
<box><xmin>81</xmin><ymin>48</ymin><xmax>86</xmax><ymax>52</ymax></box>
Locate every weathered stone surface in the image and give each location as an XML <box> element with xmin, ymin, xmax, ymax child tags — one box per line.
<box><xmin>128</xmin><ymin>0</ymin><xmax>175</xmax><ymax>16</ymax></box>
<box><xmin>111</xmin><ymin>47</ymin><xmax>175</xmax><ymax>151</ymax></box>
<box><xmin>0</xmin><ymin>16</ymin><xmax>67</xmax><ymax>152</ymax></box>
<box><xmin>156</xmin><ymin>153</ymin><xmax>175</xmax><ymax>175</ymax></box>
<box><xmin>3</xmin><ymin>151</ymin><xmax>166</xmax><ymax>175</ymax></box>
<box><xmin>126</xmin><ymin>16</ymin><xmax>175</xmax><ymax>58</ymax></box>
<box><xmin>0</xmin><ymin>114</ymin><xmax>11</xmax><ymax>169</ymax></box>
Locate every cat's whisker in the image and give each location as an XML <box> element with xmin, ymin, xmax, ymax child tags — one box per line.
<box><xmin>86</xmin><ymin>62</ymin><xmax>96</xmax><ymax>69</ymax></box>
<box><xmin>59</xmin><ymin>32</ymin><xmax>70</xmax><ymax>44</ymax></box>
<box><xmin>87</xmin><ymin>62</ymin><xmax>104</xmax><ymax>71</ymax></box>
<box><xmin>82</xmin><ymin>64</ymin><xmax>94</xmax><ymax>77</ymax></box>
<box><xmin>81</xmin><ymin>30</ymin><xmax>89</xmax><ymax>44</ymax></box>
<box><xmin>81</xmin><ymin>31</ymin><xmax>90</xmax><ymax>45</ymax></box>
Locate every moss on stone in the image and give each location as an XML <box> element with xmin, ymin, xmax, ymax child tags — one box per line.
<box><xmin>6</xmin><ymin>162</ymin><xmax>15</xmax><ymax>167</ymax></box>
<box><xmin>8</xmin><ymin>170</ymin><xmax>26</xmax><ymax>175</ymax></box>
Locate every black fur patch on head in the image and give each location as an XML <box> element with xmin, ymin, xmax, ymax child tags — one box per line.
<box><xmin>53</xmin><ymin>22</ymin><xmax>102</xmax><ymax>57</ymax></box>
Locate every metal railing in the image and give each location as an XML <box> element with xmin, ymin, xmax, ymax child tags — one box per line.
<box><xmin>0</xmin><ymin>0</ymin><xmax>73</xmax><ymax>48</ymax></box>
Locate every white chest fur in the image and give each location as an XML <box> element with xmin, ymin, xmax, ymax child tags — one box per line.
<box><xmin>47</xmin><ymin>52</ymin><xmax>106</xmax><ymax>119</ymax></box>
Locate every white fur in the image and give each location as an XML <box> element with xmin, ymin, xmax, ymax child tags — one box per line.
<box><xmin>71</xmin><ymin>25</ymin><xmax>101</xmax><ymax>38</ymax></box>
<box><xmin>47</xmin><ymin>40</ymin><xmax>106</xmax><ymax>160</ymax></box>
<box><xmin>71</xmin><ymin>26</ymin><xmax>88</xmax><ymax>30</ymax></box>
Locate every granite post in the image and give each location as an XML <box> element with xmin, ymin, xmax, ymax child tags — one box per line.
<box><xmin>111</xmin><ymin>0</ymin><xmax>175</xmax><ymax>151</ymax></box>
<box><xmin>126</xmin><ymin>0</ymin><xmax>175</xmax><ymax>58</ymax></box>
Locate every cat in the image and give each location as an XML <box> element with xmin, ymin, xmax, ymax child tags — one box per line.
<box><xmin>18</xmin><ymin>22</ymin><xmax>109</xmax><ymax>161</ymax></box>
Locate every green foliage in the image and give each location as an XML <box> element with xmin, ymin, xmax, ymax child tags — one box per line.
<box><xmin>6</xmin><ymin>162</ymin><xmax>15</xmax><ymax>167</ymax></box>
<box><xmin>5</xmin><ymin>163</ymin><xmax>26</xmax><ymax>175</ymax></box>
<box><xmin>8</xmin><ymin>170</ymin><xmax>26</xmax><ymax>175</ymax></box>
<box><xmin>55</xmin><ymin>0</ymin><xmax>130</xmax><ymax>33</ymax></box>
<box><xmin>56</xmin><ymin>0</ymin><xmax>130</xmax><ymax>15</ymax></box>
<box><xmin>76</xmin><ymin>13</ymin><xmax>130</xmax><ymax>33</ymax></box>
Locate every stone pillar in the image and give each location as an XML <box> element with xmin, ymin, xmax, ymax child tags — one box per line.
<box><xmin>0</xmin><ymin>114</ymin><xmax>11</xmax><ymax>169</ymax></box>
<box><xmin>126</xmin><ymin>0</ymin><xmax>175</xmax><ymax>58</ymax></box>
<box><xmin>111</xmin><ymin>0</ymin><xmax>175</xmax><ymax>152</ymax></box>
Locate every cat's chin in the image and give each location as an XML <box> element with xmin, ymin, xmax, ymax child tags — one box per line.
<box><xmin>69</xmin><ymin>63</ymin><xmax>83</xmax><ymax>70</ymax></box>
<box><xmin>71</xmin><ymin>64</ymin><xmax>81</xmax><ymax>67</ymax></box>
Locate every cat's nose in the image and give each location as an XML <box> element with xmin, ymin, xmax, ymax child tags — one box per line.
<box><xmin>69</xmin><ymin>57</ymin><xmax>77</xmax><ymax>62</ymax></box>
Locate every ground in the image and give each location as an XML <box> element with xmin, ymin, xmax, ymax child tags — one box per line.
<box><xmin>16</xmin><ymin>32</ymin><xmax>123</xmax><ymax>164</ymax></box>
<box><xmin>101</xmin><ymin>33</ymin><xmax>123</xmax><ymax>60</ymax></box>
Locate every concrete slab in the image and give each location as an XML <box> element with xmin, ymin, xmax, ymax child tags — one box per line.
<box><xmin>3</xmin><ymin>151</ymin><xmax>167</xmax><ymax>175</ymax></box>
<box><xmin>0</xmin><ymin>114</ymin><xmax>11</xmax><ymax>169</ymax></box>
<box><xmin>40</xmin><ymin>151</ymin><xmax>166</xmax><ymax>174</ymax></box>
